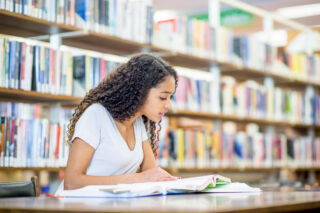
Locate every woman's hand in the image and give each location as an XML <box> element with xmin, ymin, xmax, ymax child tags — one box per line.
<box><xmin>139</xmin><ymin>167</ymin><xmax>179</xmax><ymax>182</ymax></box>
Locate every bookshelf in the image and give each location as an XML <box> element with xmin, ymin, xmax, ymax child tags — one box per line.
<box><xmin>0</xmin><ymin>87</ymin><xmax>81</xmax><ymax>104</ymax></box>
<box><xmin>167</xmin><ymin>110</ymin><xmax>320</xmax><ymax>131</ymax></box>
<box><xmin>0</xmin><ymin>9</ymin><xmax>80</xmax><ymax>37</ymax></box>
<box><xmin>160</xmin><ymin>52</ymin><xmax>320</xmax><ymax>89</ymax></box>
<box><xmin>0</xmin><ymin>1</ymin><xmax>319</xmax><ymax>189</ymax></box>
<box><xmin>1</xmin><ymin>9</ymin><xmax>319</xmax><ymax>88</ymax></box>
<box><xmin>0</xmin><ymin>167</ymin><xmax>64</xmax><ymax>172</ymax></box>
<box><xmin>62</xmin><ymin>31</ymin><xmax>153</xmax><ymax>55</ymax></box>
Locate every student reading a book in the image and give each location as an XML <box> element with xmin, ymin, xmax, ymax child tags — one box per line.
<box><xmin>59</xmin><ymin>53</ymin><xmax>178</xmax><ymax>190</ymax></box>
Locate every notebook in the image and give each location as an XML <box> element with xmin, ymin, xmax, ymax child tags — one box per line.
<box><xmin>55</xmin><ymin>175</ymin><xmax>261</xmax><ymax>198</ymax></box>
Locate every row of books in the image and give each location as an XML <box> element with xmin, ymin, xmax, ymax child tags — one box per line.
<box><xmin>220</xmin><ymin>76</ymin><xmax>319</xmax><ymax>125</ymax></box>
<box><xmin>1</xmin><ymin>0</ymin><xmax>77</xmax><ymax>25</ymax></box>
<box><xmin>0</xmin><ymin>36</ymin><xmax>73</xmax><ymax>95</ymax></box>
<box><xmin>153</xmin><ymin>17</ymin><xmax>273</xmax><ymax>67</ymax></box>
<box><xmin>173</xmin><ymin>74</ymin><xmax>320</xmax><ymax>125</ymax></box>
<box><xmin>1</xmin><ymin>0</ymin><xmax>153</xmax><ymax>44</ymax></box>
<box><xmin>153</xmin><ymin>17</ymin><xmax>217</xmax><ymax>58</ymax></box>
<box><xmin>154</xmin><ymin>17</ymin><xmax>320</xmax><ymax>84</ymax></box>
<box><xmin>0</xmin><ymin>35</ymin><xmax>124</xmax><ymax>96</ymax></box>
<box><xmin>157</xmin><ymin>118</ymin><xmax>320</xmax><ymax>169</ymax></box>
<box><xmin>1</xmin><ymin>101</ymin><xmax>319</xmax><ymax>169</ymax></box>
<box><xmin>277</xmin><ymin>48</ymin><xmax>320</xmax><ymax>84</ymax></box>
<box><xmin>0</xmin><ymin>102</ymin><xmax>71</xmax><ymax>167</ymax></box>
<box><xmin>233</xmin><ymin>36</ymin><xmax>274</xmax><ymax>71</ymax></box>
<box><xmin>75</xmin><ymin>0</ymin><xmax>153</xmax><ymax>43</ymax></box>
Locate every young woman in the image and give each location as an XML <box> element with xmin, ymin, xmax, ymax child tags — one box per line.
<box><xmin>61</xmin><ymin>53</ymin><xmax>178</xmax><ymax>190</ymax></box>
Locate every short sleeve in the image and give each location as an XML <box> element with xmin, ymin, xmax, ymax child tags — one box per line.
<box><xmin>139</xmin><ymin>117</ymin><xmax>148</xmax><ymax>142</ymax></box>
<box><xmin>71</xmin><ymin>104</ymin><xmax>102</xmax><ymax>149</ymax></box>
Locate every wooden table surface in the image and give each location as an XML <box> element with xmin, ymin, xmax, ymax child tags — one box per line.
<box><xmin>1</xmin><ymin>190</ymin><xmax>320</xmax><ymax>213</ymax></box>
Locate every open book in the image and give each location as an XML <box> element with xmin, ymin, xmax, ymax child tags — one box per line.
<box><xmin>55</xmin><ymin>175</ymin><xmax>261</xmax><ymax>198</ymax></box>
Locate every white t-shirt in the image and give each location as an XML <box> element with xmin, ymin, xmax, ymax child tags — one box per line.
<box><xmin>56</xmin><ymin>103</ymin><xmax>148</xmax><ymax>192</ymax></box>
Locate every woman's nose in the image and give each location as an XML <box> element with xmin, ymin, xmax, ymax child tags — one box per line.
<box><xmin>165</xmin><ymin>100</ymin><xmax>172</xmax><ymax>109</ymax></box>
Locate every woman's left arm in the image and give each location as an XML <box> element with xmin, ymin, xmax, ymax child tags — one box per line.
<box><xmin>140</xmin><ymin>140</ymin><xmax>157</xmax><ymax>171</ymax></box>
<box><xmin>140</xmin><ymin>140</ymin><xmax>179</xmax><ymax>180</ymax></box>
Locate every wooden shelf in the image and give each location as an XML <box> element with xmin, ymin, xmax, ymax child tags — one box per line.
<box><xmin>0</xmin><ymin>9</ymin><xmax>81</xmax><ymax>37</ymax></box>
<box><xmin>0</xmin><ymin>10</ymin><xmax>154</xmax><ymax>55</ymax></box>
<box><xmin>167</xmin><ymin>110</ymin><xmax>320</xmax><ymax>129</ymax></box>
<box><xmin>161</xmin><ymin>51</ymin><xmax>215</xmax><ymax>71</ymax></box>
<box><xmin>160</xmin><ymin>50</ymin><xmax>320</xmax><ymax>89</ymax></box>
<box><xmin>62</xmin><ymin>31</ymin><xmax>159</xmax><ymax>56</ymax></box>
<box><xmin>0</xmin><ymin>167</ymin><xmax>65</xmax><ymax>172</ymax></box>
<box><xmin>0</xmin><ymin>87</ymin><xmax>82</xmax><ymax>104</ymax></box>
<box><xmin>294</xmin><ymin>167</ymin><xmax>320</xmax><ymax>172</ymax></box>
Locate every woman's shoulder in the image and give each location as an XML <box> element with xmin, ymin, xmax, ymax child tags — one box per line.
<box><xmin>85</xmin><ymin>103</ymin><xmax>107</xmax><ymax>114</ymax></box>
<box><xmin>81</xmin><ymin>103</ymin><xmax>109</xmax><ymax>120</ymax></box>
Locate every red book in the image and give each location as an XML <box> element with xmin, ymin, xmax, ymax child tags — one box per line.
<box><xmin>100</xmin><ymin>59</ymin><xmax>106</xmax><ymax>80</ymax></box>
<box><xmin>50</xmin><ymin>49</ymin><xmax>55</xmax><ymax>87</ymax></box>
<box><xmin>55</xmin><ymin>125</ymin><xmax>61</xmax><ymax>159</ymax></box>
<box><xmin>20</xmin><ymin>43</ymin><xmax>26</xmax><ymax>88</ymax></box>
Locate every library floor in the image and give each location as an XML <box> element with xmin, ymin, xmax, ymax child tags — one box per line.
<box><xmin>1</xmin><ymin>189</ymin><xmax>320</xmax><ymax>213</ymax></box>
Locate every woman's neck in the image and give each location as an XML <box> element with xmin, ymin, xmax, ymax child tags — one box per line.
<box><xmin>114</xmin><ymin>112</ymin><xmax>142</xmax><ymax>129</ymax></box>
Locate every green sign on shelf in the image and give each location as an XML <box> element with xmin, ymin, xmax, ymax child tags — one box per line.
<box><xmin>221</xmin><ymin>9</ymin><xmax>253</xmax><ymax>27</ymax></box>
<box><xmin>188</xmin><ymin>9</ymin><xmax>253</xmax><ymax>27</ymax></box>
<box><xmin>188</xmin><ymin>13</ymin><xmax>209</xmax><ymax>21</ymax></box>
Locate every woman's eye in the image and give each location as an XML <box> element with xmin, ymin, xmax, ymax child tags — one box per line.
<box><xmin>160</xmin><ymin>97</ymin><xmax>167</xmax><ymax>101</ymax></box>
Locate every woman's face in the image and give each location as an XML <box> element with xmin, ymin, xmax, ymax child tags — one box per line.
<box><xmin>140</xmin><ymin>76</ymin><xmax>176</xmax><ymax>122</ymax></box>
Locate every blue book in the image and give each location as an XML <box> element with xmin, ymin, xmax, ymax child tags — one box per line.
<box><xmin>21</xmin><ymin>0</ymin><xmax>25</xmax><ymax>14</ymax></box>
<box><xmin>196</xmin><ymin>80</ymin><xmax>201</xmax><ymax>107</ymax></box>
<box><xmin>8</xmin><ymin>41</ymin><xmax>15</xmax><ymax>89</ymax></box>
<box><xmin>14</xmin><ymin>41</ymin><xmax>21</xmax><ymax>89</ymax></box>
<box><xmin>44</xmin><ymin>47</ymin><xmax>50</xmax><ymax>93</ymax></box>
<box><xmin>75</xmin><ymin>0</ymin><xmax>87</xmax><ymax>21</ymax></box>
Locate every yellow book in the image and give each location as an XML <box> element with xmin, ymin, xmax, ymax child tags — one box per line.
<box><xmin>177</xmin><ymin>129</ymin><xmax>184</xmax><ymax>168</ymax></box>
<box><xmin>300</xmin><ymin>54</ymin><xmax>306</xmax><ymax>79</ymax></box>
<box><xmin>293</xmin><ymin>54</ymin><xmax>299</xmax><ymax>76</ymax></box>
<box><xmin>85</xmin><ymin>55</ymin><xmax>91</xmax><ymax>92</ymax></box>
<box><xmin>267</xmin><ymin>90</ymin><xmax>274</xmax><ymax>120</ymax></box>
<box><xmin>206</xmin><ymin>133</ymin><xmax>212</xmax><ymax>148</ymax></box>
<box><xmin>197</xmin><ymin>131</ymin><xmax>204</xmax><ymax>167</ymax></box>
<box><xmin>212</xmin><ymin>132</ymin><xmax>220</xmax><ymax>160</ymax></box>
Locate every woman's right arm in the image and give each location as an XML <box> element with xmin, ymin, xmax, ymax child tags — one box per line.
<box><xmin>64</xmin><ymin>138</ymin><xmax>175</xmax><ymax>190</ymax></box>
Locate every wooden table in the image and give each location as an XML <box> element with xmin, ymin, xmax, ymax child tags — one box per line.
<box><xmin>0</xmin><ymin>191</ymin><xmax>320</xmax><ymax>213</ymax></box>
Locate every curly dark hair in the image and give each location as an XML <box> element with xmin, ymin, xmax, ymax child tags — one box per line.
<box><xmin>67</xmin><ymin>53</ymin><xmax>178</xmax><ymax>157</ymax></box>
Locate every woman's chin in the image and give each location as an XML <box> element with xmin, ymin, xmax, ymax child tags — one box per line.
<box><xmin>152</xmin><ymin>118</ymin><xmax>161</xmax><ymax>123</ymax></box>
<box><xmin>143</xmin><ymin>114</ymin><xmax>162</xmax><ymax>122</ymax></box>
<box><xmin>150</xmin><ymin>117</ymin><xmax>161</xmax><ymax>123</ymax></box>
